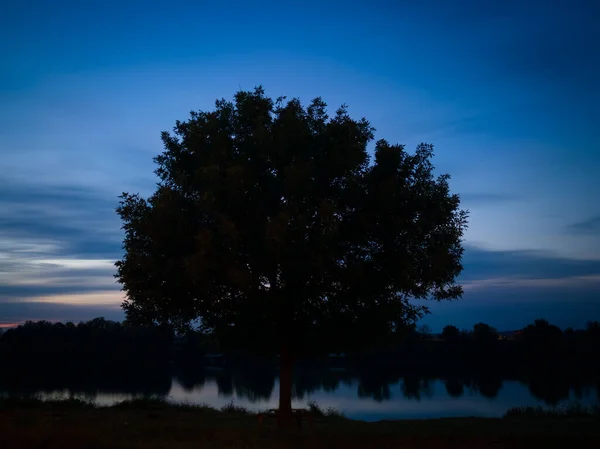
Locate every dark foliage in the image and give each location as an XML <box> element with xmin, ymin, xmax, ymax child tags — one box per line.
<box><xmin>0</xmin><ymin>318</ymin><xmax>172</xmax><ymax>366</ymax></box>
<box><xmin>472</xmin><ymin>322</ymin><xmax>499</xmax><ymax>343</ymax></box>
<box><xmin>2</xmin><ymin>318</ymin><xmax>599</xmax><ymax>368</ymax></box>
<box><xmin>115</xmin><ymin>87</ymin><xmax>468</xmax><ymax>358</ymax></box>
<box><xmin>441</xmin><ymin>325</ymin><xmax>460</xmax><ymax>342</ymax></box>
<box><xmin>1</xmin><ymin>319</ymin><xmax>600</xmax><ymax>408</ymax></box>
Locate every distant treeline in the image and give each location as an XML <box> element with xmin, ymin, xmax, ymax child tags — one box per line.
<box><xmin>352</xmin><ymin>320</ymin><xmax>600</xmax><ymax>377</ymax></box>
<box><xmin>1</xmin><ymin>318</ymin><xmax>600</xmax><ymax>406</ymax></box>
<box><xmin>0</xmin><ymin>318</ymin><xmax>173</xmax><ymax>368</ymax></box>
<box><xmin>1</xmin><ymin>318</ymin><xmax>600</xmax><ymax>373</ymax></box>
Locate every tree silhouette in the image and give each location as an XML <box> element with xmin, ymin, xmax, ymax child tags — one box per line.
<box><xmin>472</xmin><ymin>323</ymin><xmax>498</xmax><ymax>344</ymax></box>
<box><xmin>175</xmin><ymin>368</ymin><xmax>207</xmax><ymax>392</ymax></box>
<box><xmin>357</xmin><ymin>370</ymin><xmax>398</xmax><ymax>402</ymax></box>
<box><xmin>232</xmin><ymin>369</ymin><xmax>276</xmax><ymax>402</ymax></box>
<box><xmin>474</xmin><ymin>375</ymin><xmax>503</xmax><ymax>399</ymax></box>
<box><xmin>401</xmin><ymin>375</ymin><xmax>432</xmax><ymax>400</ymax></box>
<box><xmin>521</xmin><ymin>319</ymin><xmax>563</xmax><ymax>356</ymax></box>
<box><xmin>528</xmin><ymin>377</ymin><xmax>570</xmax><ymax>406</ymax></box>
<box><xmin>441</xmin><ymin>324</ymin><xmax>460</xmax><ymax>342</ymax></box>
<box><xmin>214</xmin><ymin>373</ymin><xmax>234</xmax><ymax>397</ymax></box>
<box><xmin>115</xmin><ymin>87</ymin><xmax>468</xmax><ymax>420</ymax></box>
<box><xmin>587</xmin><ymin>321</ymin><xmax>600</xmax><ymax>346</ymax></box>
<box><xmin>0</xmin><ymin>318</ymin><xmax>172</xmax><ymax>366</ymax></box>
<box><xmin>444</xmin><ymin>377</ymin><xmax>464</xmax><ymax>397</ymax></box>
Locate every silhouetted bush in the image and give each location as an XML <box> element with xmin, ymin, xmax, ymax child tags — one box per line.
<box><xmin>441</xmin><ymin>325</ymin><xmax>460</xmax><ymax>342</ymax></box>
<box><xmin>2</xmin><ymin>317</ymin><xmax>600</xmax><ymax>383</ymax></box>
<box><xmin>220</xmin><ymin>400</ymin><xmax>251</xmax><ymax>414</ymax></box>
<box><xmin>307</xmin><ymin>400</ymin><xmax>346</xmax><ymax>418</ymax></box>
<box><xmin>504</xmin><ymin>403</ymin><xmax>600</xmax><ymax>419</ymax></box>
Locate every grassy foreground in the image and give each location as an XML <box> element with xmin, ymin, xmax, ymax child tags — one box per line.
<box><xmin>1</xmin><ymin>398</ymin><xmax>600</xmax><ymax>448</ymax></box>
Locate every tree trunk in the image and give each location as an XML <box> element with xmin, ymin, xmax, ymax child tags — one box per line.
<box><xmin>278</xmin><ymin>343</ymin><xmax>294</xmax><ymax>427</ymax></box>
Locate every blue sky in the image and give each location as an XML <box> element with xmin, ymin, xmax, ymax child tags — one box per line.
<box><xmin>1</xmin><ymin>0</ymin><xmax>598</xmax><ymax>331</ymax></box>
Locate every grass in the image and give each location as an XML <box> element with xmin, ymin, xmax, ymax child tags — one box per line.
<box><xmin>219</xmin><ymin>400</ymin><xmax>253</xmax><ymax>414</ymax></box>
<box><xmin>112</xmin><ymin>397</ymin><xmax>215</xmax><ymax>411</ymax></box>
<box><xmin>1</xmin><ymin>397</ymin><xmax>600</xmax><ymax>448</ymax></box>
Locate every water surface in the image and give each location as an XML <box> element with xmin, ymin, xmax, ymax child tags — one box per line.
<box><xmin>3</xmin><ymin>370</ymin><xmax>597</xmax><ymax>421</ymax></box>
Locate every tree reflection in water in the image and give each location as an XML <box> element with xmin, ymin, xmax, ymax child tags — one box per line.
<box><xmin>0</xmin><ymin>364</ymin><xmax>597</xmax><ymax>408</ymax></box>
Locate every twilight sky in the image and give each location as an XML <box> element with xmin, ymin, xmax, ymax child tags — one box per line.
<box><xmin>1</xmin><ymin>0</ymin><xmax>599</xmax><ymax>331</ymax></box>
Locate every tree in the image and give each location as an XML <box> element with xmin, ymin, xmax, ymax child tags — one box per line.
<box><xmin>445</xmin><ymin>377</ymin><xmax>464</xmax><ymax>397</ymax></box>
<box><xmin>115</xmin><ymin>87</ymin><xmax>468</xmax><ymax>421</ymax></box>
<box><xmin>587</xmin><ymin>321</ymin><xmax>600</xmax><ymax>338</ymax></box>
<box><xmin>521</xmin><ymin>319</ymin><xmax>563</xmax><ymax>358</ymax></box>
<box><xmin>585</xmin><ymin>321</ymin><xmax>600</xmax><ymax>355</ymax></box>
<box><xmin>441</xmin><ymin>324</ymin><xmax>460</xmax><ymax>342</ymax></box>
<box><xmin>472</xmin><ymin>323</ymin><xmax>498</xmax><ymax>345</ymax></box>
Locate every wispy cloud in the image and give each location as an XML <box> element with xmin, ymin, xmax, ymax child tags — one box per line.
<box><xmin>462</xmin><ymin>275</ymin><xmax>600</xmax><ymax>292</ymax></box>
<box><xmin>424</xmin><ymin>283</ymin><xmax>600</xmax><ymax>332</ymax></box>
<box><xmin>32</xmin><ymin>259</ymin><xmax>115</xmax><ymax>270</ymax></box>
<box><xmin>424</xmin><ymin>245</ymin><xmax>600</xmax><ymax>330</ymax></box>
<box><xmin>0</xmin><ymin>180</ymin><xmax>122</xmax><ymax>256</ymax></box>
<box><xmin>0</xmin><ymin>177</ymin><xmax>123</xmax><ymax>303</ymax></box>
<box><xmin>461</xmin><ymin>245</ymin><xmax>600</xmax><ymax>282</ymax></box>
<box><xmin>565</xmin><ymin>216</ymin><xmax>600</xmax><ymax>235</ymax></box>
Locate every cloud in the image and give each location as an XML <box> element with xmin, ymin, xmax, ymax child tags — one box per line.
<box><xmin>0</xmin><ymin>177</ymin><xmax>124</xmax><ymax>303</ymax></box>
<box><xmin>0</xmin><ymin>276</ymin><xmax>118</xmax><ymax>300</ymax></box>
<box><xmin>423</xmin><ymin>284</ymin><xmax>600</xmax><ymax>332</ymax></box>
<box><xmin>0</xmin><ymin>179</ymin><xmax>123</xmax><ymax>259</ymax></box>
<box><xmin>0</xmin><ymin>248</ymin><xmax>120</xmax><ymax>300</ymax></box>
<box><xmin>461</xmin><ymin>245</ymin><xmax>600</xmax><ymax>283</ymax></box>
<box><xmin>565</xmin><ymin>216</ymin><xmax>600</xmax><ymax>235</ymax></box>
<box><xmin>417</xmin><ymin>245</ymin><xmax>600</xmax><ymax>331</ymax></box>
<box><xmin>462</xmin><ymin>275</ymin><xmax>600</xmax><ymax>292</ymax></box>
<box><xmin>1</xmin><ymin>242</ymin><xmax>598</xmax><ymax>331</ymax></box>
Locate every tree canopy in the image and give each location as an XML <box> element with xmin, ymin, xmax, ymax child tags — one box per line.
<box><xmin>441</xmin><ymin>325</ymin><xmax>461</xmax><ymax>342</ymax></box>
<box><xmin>472</xmin><ymin>322</ymin><xmax>499</xmax><ymax>345</ymax></box>
<box><xmin>115</xmin><ymin>86</ymin><xmax>468</xmax><ymax>358</ymax></box>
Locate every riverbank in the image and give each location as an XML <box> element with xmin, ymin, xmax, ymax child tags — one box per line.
<box><xmin>1</xmin><ymin>399</ymin><xmax>599</xmax><ymax>448</ymax></box>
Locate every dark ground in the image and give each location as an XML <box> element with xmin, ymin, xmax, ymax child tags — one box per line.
<box><xmin>1</xmin><ymin>400</ymin><xmax>599</xmax><ymax>448</ymax></box>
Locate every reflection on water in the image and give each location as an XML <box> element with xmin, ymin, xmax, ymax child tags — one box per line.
<box><xmin>168</xmin><ymin>376</ymin><xmax>598</xmax><ymax>421</ymax></box>
<box><xmin>2</xmin><ymin>368</ymin><xmax>598</xmax><ymax>421</ymax></box>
